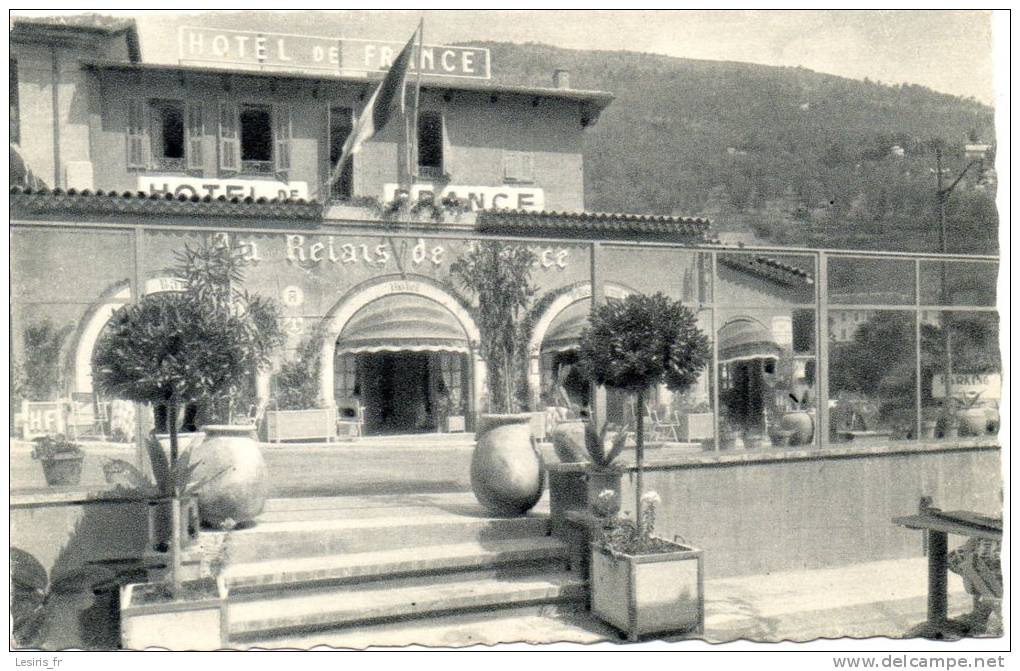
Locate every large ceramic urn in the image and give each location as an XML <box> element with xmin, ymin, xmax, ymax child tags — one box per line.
<box><xmin>780</xmin><ymin>410</ymin><xmax>815</xmax><ymax>446</ymax></box>
<box><xmin>190</xmin><ymin>425</ymin><xmax>269</xmax><ymax>528</ymax></box>
<box><xmin>471</xmin><ymin>413</ymin><xmax>544</xmax><ymax>516</ymax></box>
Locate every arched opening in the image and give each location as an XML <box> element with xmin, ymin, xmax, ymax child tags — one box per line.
<box><xmin>67</xmin><ymin>277</ymin><xmax>189</xmax><ymax>441</ymax></box>
<box><xmin>527</xmin><ymin>282</ymin><xmax>633</xmax><ymax>423</ymax></box>
<box><xmin>717</xmin><ymin>316</ymin><xmax>783</xmax><ymax>436</ymax></box>
<box><xmin>318</xmin><ymin>276</ymin><xmax>483</xmax><ymax>436</ymax></box>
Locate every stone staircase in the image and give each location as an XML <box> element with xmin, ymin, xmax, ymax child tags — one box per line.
<box><xmin>209</xmin><ymin>494</ymin><xmax>585</xmax><ymax>647</ymax></box>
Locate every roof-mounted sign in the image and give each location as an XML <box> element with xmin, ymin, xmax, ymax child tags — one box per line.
<box><xmin>178</xmin><ymin>26</ymin><xmax>490</xmax><ymax>80</ymax></box>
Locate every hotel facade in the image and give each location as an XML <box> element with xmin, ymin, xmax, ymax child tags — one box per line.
<box><xmin>9</xmin><ymin>17</ymin><xmax>1004</xmax><ymax>644</ymax></box>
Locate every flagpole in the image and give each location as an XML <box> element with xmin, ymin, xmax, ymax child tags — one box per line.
<box><xmin>412</xmin><ymin>19</ymin><xmax>424</xmax><ymax>186</ymax></box>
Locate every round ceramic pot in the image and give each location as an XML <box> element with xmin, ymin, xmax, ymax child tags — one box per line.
<box><xmin>984</xmin><ymin>407</ymin><xmax>1000</xmax><ymax>434</ymax></box>
<box><xmin>957</xmin><ymin>408</ymin><xmax>989</xmax><ymax>437</ymax></box>
<box><xmin>780</xmin><ymin>411</ymin><xmax>814</xmax><ymax>446</ymax></box>
<box><xmin>470</xmin><ymin>413</ymin><xmax>544</xmax><ymax>517</ymax></box>
<box><xmin>549</xmin><ymin>419</ymin><xmax>588</xmax><ymax>463</ymax></box>
<box><xmin>190</xmin><ymin>425</ymin><xmax>268</xmax><ymax>528</ymax></box>
<box><xmin>921</xmin><ymin>421</ymin><xmax>939</xmax><ymax>440</ymax></box>
<box><xmin>41</xmin><ymin>454</ymin><xmax>84</xmax><ymax>486</ymax></box>
<box><xmin>154</xmin><ymin>432</ymin><xmax>205</xmax><ymax>460</ymax></box>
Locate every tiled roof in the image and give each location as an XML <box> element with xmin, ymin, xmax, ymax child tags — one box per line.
<box><xmin>11</xmin><ymin>14</ymin><xmax>141</xmax><ymax>62</ymax></box>
<box><xmin>719</xmin><ymin>253</ymin><xmax>815</xmax><ymax>286</ymax></box>
<box><xmin>476</xmin><ymin>209</ymin><xmax>711</xmax><ymax>241</ymax></box>
<box><xmin>9</xmin><ymin>186</ymin><xmax>322</xmax><ymax>221</ymax></box>
<box><xmin>12</xmin><ymin>13</ymin><xmax>135</xmax><ymax>32</ymax></box>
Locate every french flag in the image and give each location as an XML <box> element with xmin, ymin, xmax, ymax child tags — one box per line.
<box><xmin>330</xmin><ymin>26</ymin><xmax>418</xmax><ymax>186</ymax></box>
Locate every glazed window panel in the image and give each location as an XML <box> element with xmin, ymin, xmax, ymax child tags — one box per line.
<box><xmin>827</xmin><ymin>257</ymin><xmax>914</xmax><ymax>305</ymax></box>
<box><xmin>924</xmin><ymin>311</ymin><xmax>1000</xmax><ymax>440</ymax></box>
<box><xmin>919</xmin><ymin>260</ymin><xmax>998</xmax><ymax>307</ymax></box>
<box><xmin>715</xmin><ymin>308</ymin><xmax>818</xmax><ymax>449</ymax></box>
<box><xmin>714</xmin><ymin>251</ymin><xmax>816</xmax><ymax>307</ymax></box>
<box><xmin>828</xmin><ymin>309</ymin><xmax>917</xmax><ymax>443</ymax></box>
<box><xmin>601</xmin><ymin>247</ymin><xmax>705</xmax><ymax>304</ymax></box>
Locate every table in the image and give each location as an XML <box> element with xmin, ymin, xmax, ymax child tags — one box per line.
<box><xmin>893</xmin><ymin>510</ymin><xmax>1002</xmax><ymax>640</ymax></box>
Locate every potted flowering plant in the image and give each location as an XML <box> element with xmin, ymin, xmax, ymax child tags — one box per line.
<box><xmin>577</xmin><ymin>292</ymin><xmax>709</xmax><ymax>639</ymax></box>
<box><xmin>31</xmin><ymin>434</ymin><xmax>85</xmax><ymax>486</ymax></box>
<box><xmin>591</xmin><ymin>489</ymin><xmax>704</xmax><ymax>640</ymax></box>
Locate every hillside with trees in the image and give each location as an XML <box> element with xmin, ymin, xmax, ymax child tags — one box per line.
<box><xmin>475</xmin><ymin>42</ymin><xmax>997</xmax><ymax>254</ymax></box>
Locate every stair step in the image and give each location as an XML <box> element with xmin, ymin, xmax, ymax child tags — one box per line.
<box><xmin>228</xmin><ymin>568</ymin><xmax>586</xmax><ymax>639</ymax></box>
<box><xmin>224</xmin><ymin>514</ymin><xmax>552</xmax><ymax>562</ymax></box>
<box><xmin>233</xmin><ymin>600</ymin><xmax>598</xmax><ymax>649</ymax></box>
<box><xmin>223</xmin><ymin>537</ymin><xmax>571</xmax><ymax>591</ymax></box>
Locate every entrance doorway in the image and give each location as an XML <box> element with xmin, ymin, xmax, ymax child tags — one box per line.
<box><xmin>361</xmin><ymin>352</ymin><xmax>433</xmax><ymax>434</ymax></box>
<box><xmin>335</xmin><ymin>351</ymin><xmax>469</xmax><ymax>436</ymax></box>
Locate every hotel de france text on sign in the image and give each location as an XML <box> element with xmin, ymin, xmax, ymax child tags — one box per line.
<box><xmin>178</xmin><ymin>26</ymin><xmax>491</xmax><ymax>79</ymax></box>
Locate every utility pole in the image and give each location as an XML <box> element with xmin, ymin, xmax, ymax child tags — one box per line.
<box><xmin>933</xmin><ymin>141</ymin><xmax>990</xmax><ymax>435</ymax></box>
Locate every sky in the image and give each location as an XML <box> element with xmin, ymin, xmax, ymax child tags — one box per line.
<box><xmin>12</xmin><ymin>9</ymin><xmax>997</xmax><ymax>104</ymax></box>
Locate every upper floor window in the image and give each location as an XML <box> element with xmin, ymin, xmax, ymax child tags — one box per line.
<box><xmin>329</xmin><ymin>106</ymin><xmax>354</xmax><ymax>199</ymax></box>
<box><xmin>10</xmin><ymin>59</ymin><xmax>19</xmax><ymax>145</ymax></box>
<box><xmin>239</xmin><ymin>105</ymin><xmax>272</xmax><ymax>173</ymax></box>
<box><xmin>126</xmin><ymin>99</ymin><xmax>289</xmax><ymax>180</ymax></box>
<box><xmin>503</xmin><ymin>150</ymin><xmax>534</xmax><ymax>183</ymax></box>
<box><xmin>127</xmin><ymin>99</ymin><xmax>204</xmax><ymax>172</ymax></box>
<box><xmin>151</xmin><ymin>100</ymin><xmax>185</xmax><ymax>171</ymax></box>
<box><xmin>218</xmin><ymin>102</ymin><xmax>290</xmax><ymax>178</ymax></box>
<box><xmin>417</xmin><ymin>111</ymin><xmax>444</xmax><ymax>179</ymax></box>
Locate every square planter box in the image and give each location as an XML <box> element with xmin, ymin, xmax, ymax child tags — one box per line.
<box><xmin>591</xmin><ymin>540</ymin><xmax>704</xmax><ymax>641</ymax></box>
<box><xmin>266</xmin><ymin>408</ymin><xmax>336</xmax><ymax>443</ymax></box>
<box><xmin>120</xmin><ymin>576</ymin><xmax>228</xmax><ymax>650</ymax></box>
<box><xmin>678</xmin><ymin>413</ymin><xmax>714</xmax><ymax>441</ymax></box>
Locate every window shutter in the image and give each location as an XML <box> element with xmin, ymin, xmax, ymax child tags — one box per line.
<box><xmin>126</xmin><ymin>99</ymin><xmax>147</xmax><ymax>169</ymax></box>
<box><xmin>186</xmin><ymin>102</ymin><xmax>204</xmax><ymax>171</ymax></box>
<box><xmin>218</xmin><ymin>102</ymin><xmax>239</xmax><ymax>173</ymax></box>
<box><xmin>274</xmin><ymin>104</ymin><xmax>292</xmax><ymax>178</ymax></box>
<box><xmin>503</xmin><ymin>151</ymin><xmax>521</xmax><ymax>181</ymax></box>
<box><xmin>519</xmin><ymin>152</ymin><xmax>534</xmax><ymax>182</ymax></box>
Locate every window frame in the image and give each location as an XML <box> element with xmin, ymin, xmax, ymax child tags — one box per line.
<box><xmin>416</xmin><ymin>109</ymin><xmax>445</xmax><ymax>179</ymax></box>
<box><xmin>125</xmin><ymin>98</ymin><xmax>207</xmax><ymax>174</ymax></box>
<box><xmin>150</xmin><ymin>99</ymin><xmax>187</xmax><ymax>172</ymax></box>
<box><xmin>328</xmin><ymin>105</ymin><xmax>355</xmax><ymax>199</ymax></box>
<box><xmin>502</xmin><ymin>150</ymin><xmax>535</xmax><ymax>184</ymax></box>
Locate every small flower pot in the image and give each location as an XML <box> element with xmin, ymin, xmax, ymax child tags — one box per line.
<box><xmin>40</xmin><ymin>453</ymin><xmax>85</xmax><ymax>486</ymax></box>
<box><xmin>591</xmin><ymin>539</ymin><xmax>704</xmax><ymax>641</ymax></box>
<box><xmin>120</xmin><ymin>577</ymin><xmax>228</xmax><ymax>650</ymax></box>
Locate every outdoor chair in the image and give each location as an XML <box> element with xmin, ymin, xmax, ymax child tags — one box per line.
<box><xmin>65</xmin><ymin>393</ymin><xmax>106</xmax><ymax>441</ymax></box>
<box><xmin>336</xmin><ymin>400</ymin><xmax>365</xmax><ymax>440</ymax></box>
<box><xmin>646</xmin><ymin>403</ymin><xmax>680</xmax><ymax>442</ymax></box>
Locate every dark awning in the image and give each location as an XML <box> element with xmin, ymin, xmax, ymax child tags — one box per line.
<box><xmin>718</xmin><ymin>318</ymin><xmax>782</xmax><ymax>364</ymax></box>
<box><xmin>542</xmin><ymin>300</ymin><xmax>591</xmax><ymax>353</ymax></box>
<box><xmin>337</xmin><ymin>294</ymin><xmax>469</xmax><ymax>354</ymax></box>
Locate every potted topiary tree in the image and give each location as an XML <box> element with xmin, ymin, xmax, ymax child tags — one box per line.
<box><xmin>92</xmin><ymin>247</ymin><xmax>280</xmax><ymax>649</ymax></box>
<box><xmin>577</xmin><ymin>292</ymin><xmax>711</xmax><ymax>640</ymax></box>
<box><xmin>449</xmin><ymin>240</ymin><xmax>542</xmax><ymax>516</ymax></box>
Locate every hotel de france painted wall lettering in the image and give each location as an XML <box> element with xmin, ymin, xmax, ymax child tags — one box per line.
<box><xmin>178</xmin><ymin>26</ymin><xmax>491</xmax><ymax>80</ymax></box>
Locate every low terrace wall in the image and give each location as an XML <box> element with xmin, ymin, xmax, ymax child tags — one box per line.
<box><xmin>611</xmin><ymin>440</ymin><xmax>1001</xmax><ymax>579</ymax></box>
